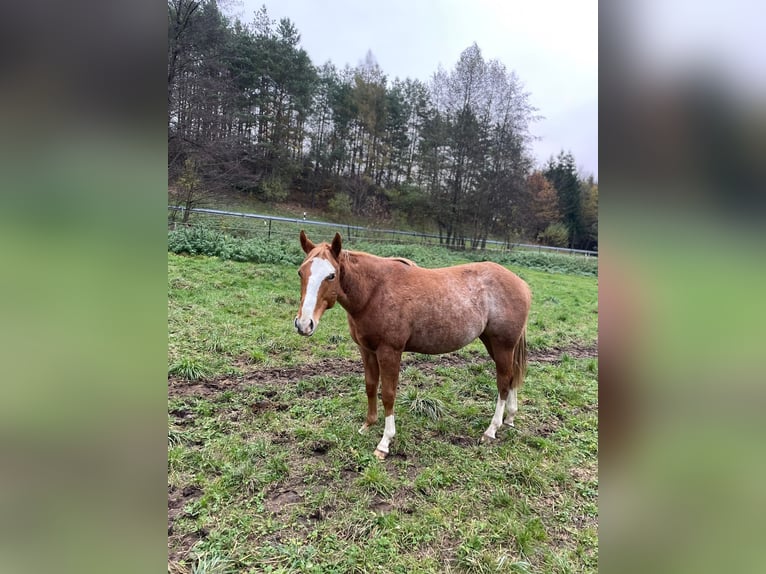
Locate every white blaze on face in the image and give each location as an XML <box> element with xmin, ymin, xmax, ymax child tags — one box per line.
<box><xmin>297</xmin><ymin>257</ymin><xmax>335</xmax><ymax>332</ymax></box>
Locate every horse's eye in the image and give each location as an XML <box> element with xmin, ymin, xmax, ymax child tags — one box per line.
<box><xmin>297</xmin><ymin>270</ymin><xmax>302</xmax><ymax>278</ymax></box>
<box><xmin>326</xmin><ymin>273</ymin><xmax>335</xmax><ymax>281</ymax></box>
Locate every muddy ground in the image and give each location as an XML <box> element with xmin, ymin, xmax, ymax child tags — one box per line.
<box><xmin>168</xmin><ymin>344</ymin><xmax>597</xmax><ymax>399</ymax></box>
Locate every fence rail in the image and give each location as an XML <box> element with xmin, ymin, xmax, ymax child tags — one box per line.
<box><xmin>168</xmin><ymin>206</ymin><xmax>598</xmax><ymax>257</ymax></box>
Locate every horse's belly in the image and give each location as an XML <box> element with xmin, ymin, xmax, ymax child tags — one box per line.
<box><xmin>405</xmin><ymin>322</ymin><xmax>484</xmax><ymax>355</ymax></box>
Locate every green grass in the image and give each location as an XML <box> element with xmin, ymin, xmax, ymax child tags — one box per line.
<box><xmin>168</xmin><ymin>247</ymin><xmax>597</xmax><ymax>573</ymax></box>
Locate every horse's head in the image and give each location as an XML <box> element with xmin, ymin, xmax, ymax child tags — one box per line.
<box><xmin>294</xmin><ymin>230</ymin><xmax>343</xmax><ymax>336</ymax></box>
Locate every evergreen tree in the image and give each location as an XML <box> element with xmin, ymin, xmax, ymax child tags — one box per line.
<box><xmin>544</xmin><ymin>151</ymin><xmax>583</xmax><ymax>248</ymax></box>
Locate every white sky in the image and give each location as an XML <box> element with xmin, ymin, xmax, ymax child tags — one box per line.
<box><xmin>233</xmin><ymin>0</ymin><xmax>598</xmax><ymax>178</ymax></box>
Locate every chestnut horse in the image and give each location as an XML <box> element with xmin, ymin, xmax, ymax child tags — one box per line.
<box><xmin>295</xmin><ymin>231</ymin><xmax>531</xmax><ymax>460</ymax></box>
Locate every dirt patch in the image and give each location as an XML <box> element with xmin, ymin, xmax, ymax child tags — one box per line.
<box><xmin>168</xmin><ymin>376</ymin><xmax>240</xmax><ymax>399</ymax></box>
<box><xmin>307</xmin><ymin>439</ymin><xmax>332</xmax><ymax>454</ymax></box>
<box><xmin>265</xmin><ymin>489</ymin><xmax>304</xmax><ymax>513</ymax></box>
<box><xmin>340</xmin><ymin>469</ymin><xmax>358</xmax><ymax>481</ymax></box>
<box><xmin>168</xmin><ymin>485</ymin><xmax>202</xmax><ymax>527</ymax></box>
<box><xmin>529</xmin><ymin>342</ymin><xmax>598</xmax><ymax>363</ymax></box>
<box><xmin>446</xmin><ymin>434</ymin><xmax>477</xmax><ymax>447</ymax></box>
<box><xmin>169</xmin><ymin>407</ymin><xmax>196</xmax><ymax>425</ymax></box>
<box><xmin>570</xmin><ymin>464</ymin><xmax>597</xmax><ymax>484</ymax></box>
<box><xmin>168</xmin><ymin>345</ymin><xmax>597</xmax><ymax>398</ymax></box>
<box><xmin>370</xmin><ymin>499</ymin><xmax>394</xmax><ymax>513</ymax></box>
<box><xmin>250</xmin><ymin>399</ymin><xmax>289</xmax><ymax>413</ymax></box>
<box><xmin>527</xmin><ymin>418</ymin><xmax>561</xmax><ymax>439</ymax></box>
<box><xmin>307</xmin><ymin>504</ymin><xmax>334</xmax><ymax>522</ymax></box>
<box><xmin>168</xmin><ymin>484</ymin><xmax>205</xmax><ymax>563</ymax></box>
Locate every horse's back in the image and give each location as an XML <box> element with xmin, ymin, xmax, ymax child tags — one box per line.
<box><xmin>382</xmin><ymin>260</ymin><xmax>530</xmax><ymax>353</ymax></box>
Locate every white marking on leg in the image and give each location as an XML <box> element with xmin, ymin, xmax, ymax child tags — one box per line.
<box><xmin>504</xmin><ymin>389</ymin><xmax>518</xmax><ymax>427</ymax></box>
<box><xmin>484</xmin><ymin>397</ymin><xmax>506</xmax><ymax>439</ymax></box>
<box><xmin>297</xmin><ymin>258</ymin><xmax>334</xmax><ymax>332</ymax></box>
<box><xmin>375</xmin><ymin>415</ymin><xmax>396</xmax><ymax>454</ymax></box>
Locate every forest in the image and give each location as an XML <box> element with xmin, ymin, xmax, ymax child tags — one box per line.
<box><xmin>168</xmin><ymin>1</ymin><xmax>597</xmax><ymax>250</ymax></box>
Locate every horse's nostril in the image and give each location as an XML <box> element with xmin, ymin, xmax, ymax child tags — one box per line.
<box><xmin>309</xmin><ymin>319</ymin><xmax>314</xmax><ymax>331</ymax></box>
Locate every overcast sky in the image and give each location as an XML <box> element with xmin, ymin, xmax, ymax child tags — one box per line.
<box><xmin>234</xmin><ymin>0</ymin><xmax>598</xmax><ymax>179</ymax></box>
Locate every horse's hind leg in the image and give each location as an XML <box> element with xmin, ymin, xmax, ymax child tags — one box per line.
<box><xmin>504</xmin><ymin>388</ymin><xmax>518</xmax><ymax>427</ymax></box>
<box><xmin>482</xmin><ymin>342</ymin><xmax>513</xmax><ymax>441</ymax></box>
<box><xmin>504</xmin><ymin>329</ymin><xmax>527</xmax><ymax>427</ymax></box>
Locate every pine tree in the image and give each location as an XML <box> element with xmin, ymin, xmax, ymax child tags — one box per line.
<box><xmin>544</xmin><ymin>151</ymin><xmax>583</xmax><ymax>248</ymax></box>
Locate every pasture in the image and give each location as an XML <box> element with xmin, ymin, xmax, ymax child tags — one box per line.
<box><xmin>168</xmin><ymin>243</ymin><xmax>598</xmax><ymax>573</ymax></box>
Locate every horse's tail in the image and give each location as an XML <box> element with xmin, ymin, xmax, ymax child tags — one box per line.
<box><xmin>510</xmin><ymin>325</ymin><xmax>527</xmax><ymax>390</ymax></box>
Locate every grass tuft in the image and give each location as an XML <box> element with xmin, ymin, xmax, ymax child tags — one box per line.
<box><xmin>356</xmin><ymin>464</ymin><xmax>395</xmax><ymax>498</ymax></box>
<box><xmin>190</xmin><ymin>553</ymin><xmax>234</xmax><ymax>574</ymax></box>
<box><xmin>400</xmin><ymin>390</ymin><xmax>447</xmax><ymax>420</ymax></box>
<box><xmin>169</xmin><ymin>357</ymin><xmax>211</xmax><ymax>380</ymax></box>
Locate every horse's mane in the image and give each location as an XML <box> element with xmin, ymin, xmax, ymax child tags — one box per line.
<box><xmin>389</xmin><ymin>256</ymin><xmax>418</xmax><ymax>267</ymax></box>
<box><xmin>342</xmin><ymin>250</ymin><xmax>418</xmax><ymax>268</ymax></box>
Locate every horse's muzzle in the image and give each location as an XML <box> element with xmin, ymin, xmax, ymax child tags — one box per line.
<box><xmin>294</xmin><ymin>317</ymin><xmax>315</xmax><ymax>336</ymax></box>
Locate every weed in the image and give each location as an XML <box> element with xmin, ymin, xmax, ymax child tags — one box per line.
<box><xmin>168</xmin><ymin>427</ymin><xmax>186</xmax><ymax>448</ymax></box>
<box><xmin>511</xmin><ymin>517</ymin><xmax>548</xmax><ymax>556</ymax></box>
<box><xmin>414</xmin><ymin>467</ymin><xmax>455</xmax><ymax>494</ymax></box>
<box><xmin>490</xmin><ymin>489</ymin><xmax>514</xmax><ymax>508</ymax></box>
<box><xmin>190</xmin><ymin>553</ymin><xmax>234</xmax><ymax>574</ymax></box>
<box><xmin>356</xmin><ymin>464</ymin><xmax>396</xmax><ymax>498</ymax></box>
<box><xmin>506</xmin><ymin>458</ymin><xmax>548</xmax><ymax>495</ymax></box>
<box><xmin>205</xmin><ymin>334</ymin><xmax>227</xmax><ymax>353</ymax></box>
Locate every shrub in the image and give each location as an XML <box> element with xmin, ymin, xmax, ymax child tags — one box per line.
<box><xmin>537</xmin><ymin>222</ymin><xmax>570</xmax><ymax>247</ymax></box>
<box><xmin>328</xmin><ymin>192</ymin><xmax>352</xmax><ymax>217</ymax></box>
<box><xmin>167</xmin><ymin>226</ymin><xmax>231</xmax><ymax>257</ymax></box>
<box><xmin>168</xmin><ymin>226</ymin><xmax>304</xmax><ymax>265</ymax></box>
<box><xmin>259</xmin><ymin>176</ymin><xmax>288</xmax><ymax>202</ymax></box>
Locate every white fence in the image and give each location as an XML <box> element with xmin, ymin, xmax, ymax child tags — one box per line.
<box><xmin>168</xmin><ymin>206</ymin><xmax>598</xmax><ymax>257</ymax></box>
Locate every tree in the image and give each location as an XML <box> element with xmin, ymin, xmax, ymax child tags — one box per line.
<box><xmin>170</xmin><ymin>157</ymin><xmax>207</xmax><ymax>223</ymax></box>
<box><xmin>167</xmin><ymin>0</ymin><xmax>201</xmax><ymax>124</ymax></box>
<box><xmin>526</xmin><ymin>171</ymin><xmax>561</xmax><ymax>238</ymax></box>
<box><xmin>350</xmin><ymin>51</ymin><xmax>388</xmax><ymax>182</ymax></box>
<box><xmin>580</xmin><ymin>177</ymin><xmax>598</xmax><ymax>250</ymax></box>
<box><xmin>544</xmin><ymin>151</ymin><xmax>583</xmax><ymax>248</ymax></box>
<box><xmin>429</xmin><ymin>44</ymin><xmax>537</xmax><ymax>247</ymax></box>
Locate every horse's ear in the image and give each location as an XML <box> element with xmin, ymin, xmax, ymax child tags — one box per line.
<box><xmin>331</xmin><ymin>233</ymin><xmax>342</xmax><ymax>259</ymax></box>
<box><xmin>300</xmin><ymin>230</ymin><xmax>315</xmax><ymax>254</ymax></box>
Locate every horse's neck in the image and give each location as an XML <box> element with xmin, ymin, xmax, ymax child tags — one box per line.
<box><xmin>338</xmin><ymin>252</ymin><xmax>381</xmax><ymax>315</ymax></box>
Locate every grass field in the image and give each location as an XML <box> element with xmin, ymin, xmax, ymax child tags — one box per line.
<box><xmin>168</xmin><ymin>244</ymin><xmax>598</xmax><ymax>573</ymax></box>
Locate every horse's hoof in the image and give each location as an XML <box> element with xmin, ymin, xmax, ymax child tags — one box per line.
<box><xmin>373</xmin><ymin>449</ymin><xmax>387</xmax><ymax>460</ymax></box>
<box><xmin>481</xmin><ymin>432</ymin><xmax>496</xmax><ymax>443</ymax></box>
<box><xmin>504</xmin><ymin>420</ymin><xmax>515</xmax><ymax>428</ymax></box>
<box><xmin>359</xmin><ymin>421</ymin><xmax>377</xmax><ymax>434</ymax></box>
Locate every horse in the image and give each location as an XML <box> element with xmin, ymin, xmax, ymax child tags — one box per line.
<box><xmin>294</xmin><ymin>231</ymin><xmax>531</xmax><ymax>460</ymax></box>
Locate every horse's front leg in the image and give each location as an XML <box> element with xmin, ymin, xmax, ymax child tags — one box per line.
<box><xmin>358</xmin><ymin>347</ymin><xmax>380</xmax><ymax>434</ymax></box>
<box><xmin>373</xmin><ymin>346</ymin><xmax>402</xmax><ymax>460</ymax></box>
